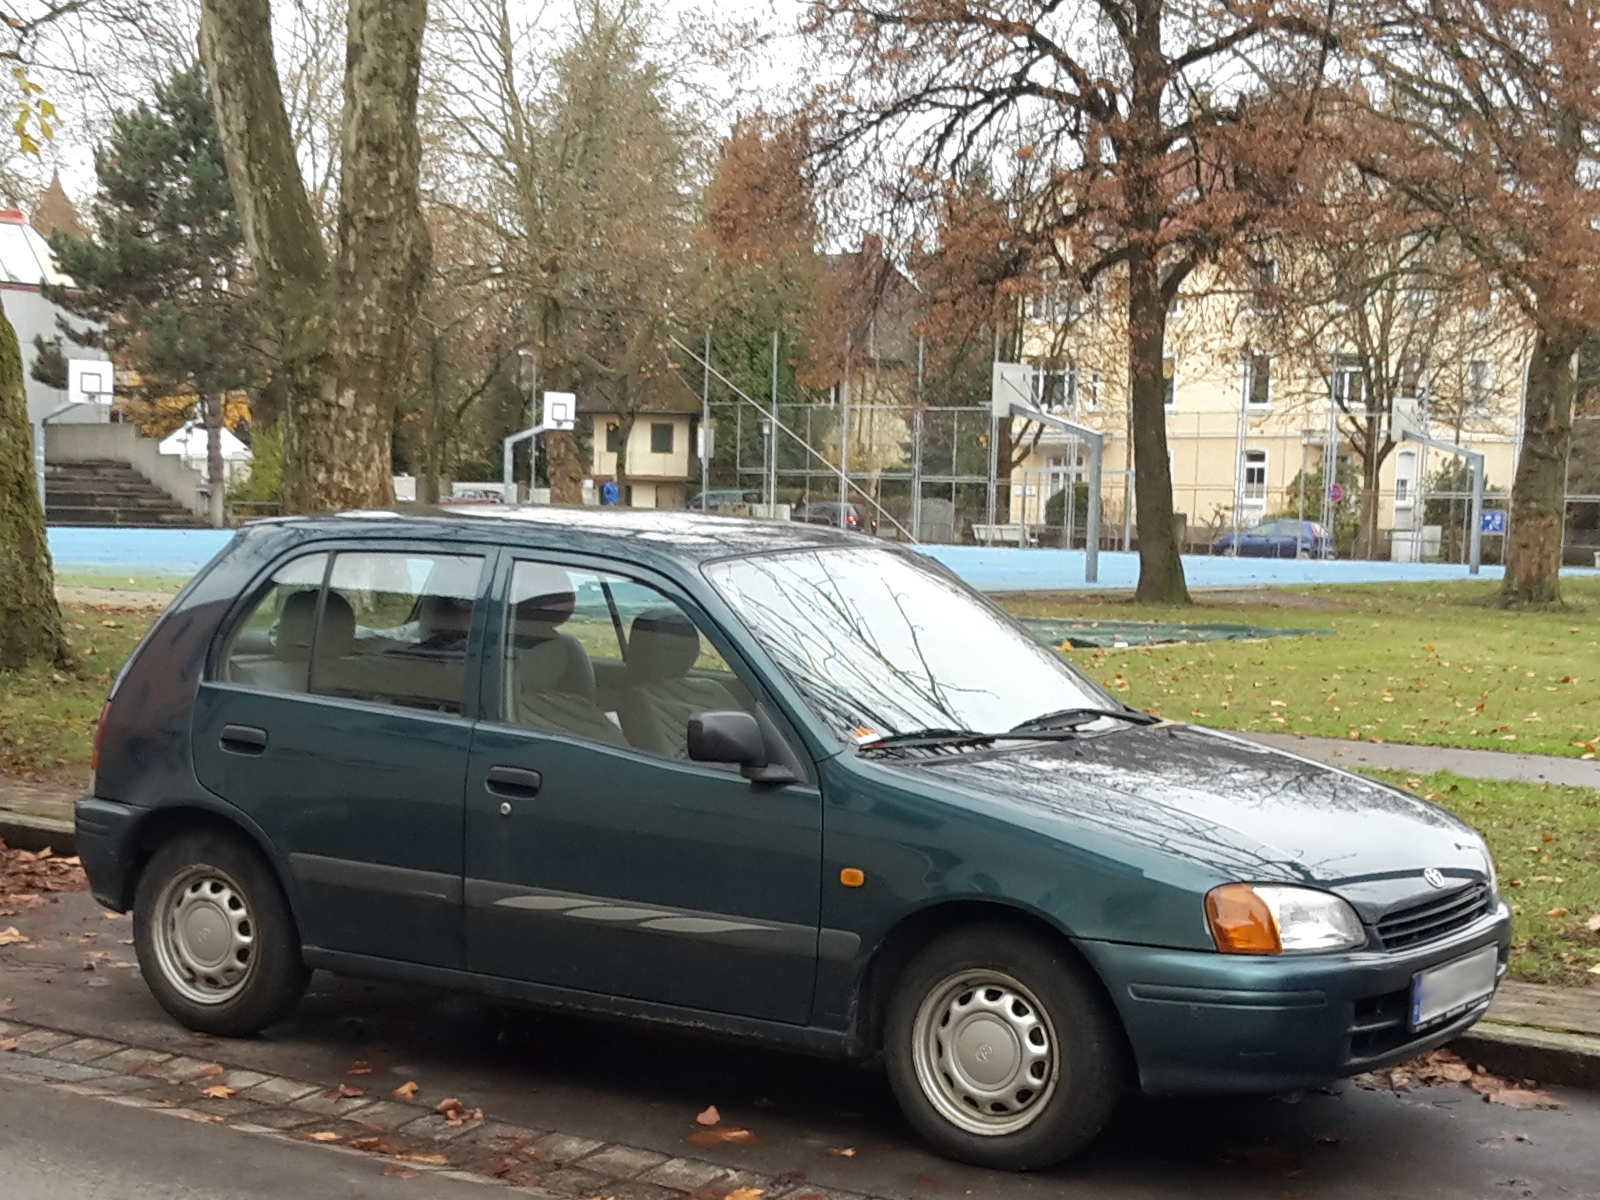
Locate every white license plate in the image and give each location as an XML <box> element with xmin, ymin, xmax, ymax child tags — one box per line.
<box><xmin>1411</xmin><ymin>945</ymin><xmax>1498</xmax><ymax>1029</ymax></box>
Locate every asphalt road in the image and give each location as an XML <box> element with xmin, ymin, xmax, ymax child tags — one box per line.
<box><xmin>3</xmin><ymin>890</ymin><xmax>1599</xmax><ymax>1199</ymax></box>
<box><xmin>0</xmin><ymin>1073</ymin><xmax>500</xmax><ymax>1199</ymax></box>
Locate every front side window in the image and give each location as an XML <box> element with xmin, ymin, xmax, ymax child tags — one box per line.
<box><xmin>503</xmin><ymin>560</ymin><xmax>753</xmax><ymax>760</ymax></box>
<box><xmin>705</xmin><ymin>547</ymin><xmax>1114</xmax><ymax>745</ymax></box>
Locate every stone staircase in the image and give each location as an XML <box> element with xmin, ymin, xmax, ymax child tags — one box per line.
<box><xmin>45</xmin><ymin>459</ymin><xmax>208</xmax><ymax>528</ymax></box>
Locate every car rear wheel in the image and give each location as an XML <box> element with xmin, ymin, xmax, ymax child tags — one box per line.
<box><xmin>133</xmin><ymin>828</ymin><xmax>308</xmax><ymax>1036</ymax></box>
<box><xmin>883</xmin><ymin>925</ymin><xmax>1123</xmax><ymax>1170</ymax></box>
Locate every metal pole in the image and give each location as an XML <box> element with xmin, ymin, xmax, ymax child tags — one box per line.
<box><xmin>912</xmin><ymin>335</ymin><xmax>925</xmax><ymax>541</ymax></box>
<box><xmin>769</xmin><ymin>331</ymin><xmax>779</xmax><ymax>511</ymax></box>
<box><xmin>700</xmin><ymin>329</ymin><xmax>710</xmax><ymax>503</ymax></box>
<box><xmin>838</xmin><ymin>368</ymin><xmax>850</xmax><ymax>517</ymax></box>
<box><xmin>1085</xmin><ymin>439</ymin><xmax>1102</xmax><ymax>583</ymax></box>
<box><xmin>1123</xmin><ymin>468</ymin><xmax>1134</xmax><ymax>551</ymax></box>
<box><xmin>1231</xmin><ymin>360</ymin><xmax>1247</xmax><ymax>555</ymax></box>
<box><xmin>1468</xmin><ymin>450</ymin><xmax>1484</xmax><ymax>575</ymax></box>
<box><xmin>986</xmin><ymin>414</ymin><xmax>1000</xmax><ymax>529</ymax></box>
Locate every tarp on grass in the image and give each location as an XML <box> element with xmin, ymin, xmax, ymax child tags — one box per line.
<box><xmin>1018</xmin><ymin>617</ymin><xmax>1330</xmax><ymax>650</ymax></box>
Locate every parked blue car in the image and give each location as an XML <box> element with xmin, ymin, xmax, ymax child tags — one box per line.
<box><xmin>1214</xmin><ymin>519</ymin><xmax>1333</xmax><ymax>559</ymax></box>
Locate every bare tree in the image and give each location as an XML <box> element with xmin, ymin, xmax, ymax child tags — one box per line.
<box><xmin>1359</xmin><ymin>0</ymin><xmax>1600</xmax><ymax>603</ymax></box>
<box><xmin>199</xmin><ymin>0</ymin><xmax>432</xmax><ymax>512</ymax></box>
<box><xmin>805</xmin><ymin>0</ymin><xmax>1336</xmax><ymax>602</ymax></box>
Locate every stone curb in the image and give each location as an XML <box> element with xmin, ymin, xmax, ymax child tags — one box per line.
<box><xmin>0</xmin><ymin>811</ymin><xmax>75</xmax><ymax>856</ymax></box>
<box><xmin>0</xmin><ymin>1013</ymin><xmax>875</xmax><ymax>1200</ymax></box>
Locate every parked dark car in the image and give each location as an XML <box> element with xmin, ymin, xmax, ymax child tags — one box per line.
<box><xmin>79</xmin><ymin>510</ymin><xmax>1507</xmax><ymax>1170</ymax></box>
<box><xmin>791</xmin><ymin>498</ymin><xmax>874</xmax><ymax>532</ymax></box>
<box><xmin>1213</xmin><ymin>519</ymin><xmax>1333</xmax><ymax>559</ymax></box>
<box><xmin>687</xmin><ymin>489</ymin><xmax>759</xmax><ymax>512</ymax></box>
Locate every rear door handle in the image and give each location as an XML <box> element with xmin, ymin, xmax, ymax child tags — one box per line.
<box><xmin>220</xmin><ymin>724</ymin><xmax>268</xmax><ymax>755</ymax></box>
<box><xmin>486</xmin><ymin>766</ymin><xmax>542</xmax><ymax>798</ymax></box>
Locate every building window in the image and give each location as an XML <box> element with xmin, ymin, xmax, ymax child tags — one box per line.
<box><xmin>1332</xmin><ymin>353</ymin><xmax>1366</xmax><ymax>411</ymax></box>
<box><xmin>1085</xmin><ymin>372</ymin><xmax>1101</xmax><ymax>411</ymax></box>
<box><xmin>1245</xmin><ymin>354</ymin><xmax>1272</xmax><ymax>407</ymax></box>
<box><xmin>1163</xmin><ymin>356</ymin><xmax>1177</xmax><ymax>408</ymax></box>
<box><xmin>1249</xmin><ymin>258</ymin><xmax>1277</xmax><ymax>313</ymax></box>
<box><xmin>1033</xmin><ymin>367</ymin><xmax>1076</xmax><ymax>413</ymax></box>
<box><xmin>1468</xmin><ymin>359</ymin><xmax>1493</xmax><ymax>415</ymax></box>
<box><xmin>1395</xmin><ymin>450</ymin><xmax>1416</xmax><ymax>507</ymax></box>
<box><xmin>605</xmin><ymin>423</ymin><xmax>622</xmax><ymax>453</ymax></box>
<box><xmin>1243</xmin><ymin>449</ymin><xmax>1268</xmax><ymax>502</ymax></box>
<box><xmin>1399</xmin><ymin>359</ymin><xmax>1427</xmax><ymax>399</ymax></box>
<box><xmin>650</xmin><ymin>422</ymin><xmax>674</xmax><ymax>454</ymax></box>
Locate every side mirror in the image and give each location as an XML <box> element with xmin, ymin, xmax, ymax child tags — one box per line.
<box><xmin>688</xmin><ymin>711</ymin><xmax>794</xmax><ymax>783</ymax></box>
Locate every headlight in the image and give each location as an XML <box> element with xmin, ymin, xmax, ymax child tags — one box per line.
<box><xmin>1479</xmin><ymin>843</ymin><xmax>1499</xmax><ymax>895</ymax></box>
<box><xmin>1206</xmin><ymin>883</ymin><xmax>1367</xmax><ymax>955</ymax></box>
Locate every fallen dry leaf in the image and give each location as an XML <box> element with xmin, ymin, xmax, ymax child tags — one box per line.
<box><xmin>201</xmin><ymin>1085</ymin><xmax>235</xmax><ymax>1099</ymax></box>
<box><xmin>686</xmin><ymin>1127</ymin><xmax>760</xmax><ymax>1148</ymax></box>
<box><xmin>1469</xmin><ymin>1075</ymin><xmax>1564</xmax><ymax>1109</ymax></box>
<box><xmin>392</xmin><ymin>1081</ymin><xmax>420</xmax><ymax>1101</ymax></box>
<box><xmin>305</xmin><ymin>1131</ymin><xmax>342</xmax><ymax>1142</ymax></box>
<box><xmin>195</xmin><ymin>1063</ymin><xmax>225</xmax><ymax>1079</ymax></box>
<box><xmin>725</xmin><ymin>1189</ymin><xmax>764</xmax><ymax>1200</ymax></box>
<box><xmin>0</xmin><ymin>927</ymin><xmax>30</xmax><ymax>947</ymax></box>
<box><xmin>382</xmin><ymin>1165</ymin><xmax>420</xmax><ymax>1179</ymax></box>
<box><xmin>401</xmin><ymin>1153</ymin><xmax>449</xmax><ymax>1165</ymax></box>
<box><xmin>696</xmin><ymin>1104</ymin><xmax>721</xmax><ymax>1126</ymax></box>
<box><xmin>828</xmin><ymin>1147</ymin><xmax>857</xmax><ymax>1158</ymax></box>
<box><xmin>346</xmin><ymin>1060</ymin><xmax>374</xmax><ymax>1075</ymax></box>
<box><xmin>1586</xmin><ymin>914</ymin><xmax>1600</xmax><ymax>932</ymax></box>
<box><xmin>1546</xmin><ymin>907</ymin><xmax>1569</xmax><ymax>919</ymax></box>
<box><xmin>0</xmin><ymin>1036</ymin><xmax>18</xmax><ymax>1052</ymax></box>
<box><xmin>434</xmin><ymin>1097</ymin><xmax>482</xmax><ymax>1127</ymax></box>
<box><xmin>325</xmin><ymin>1084</ymin><xmax>366</xmax><ymax>1100</ymax></box>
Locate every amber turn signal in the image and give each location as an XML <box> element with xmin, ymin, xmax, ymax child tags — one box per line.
<box><xmin>1206</xmin><ymin>883</ymin><xmax>1281</xmax><ymax>954</ymax></box>
<box><xmin>839</xmin><ymin>868</ymin><xmax>866</xmax><ymax>888</ymax></box>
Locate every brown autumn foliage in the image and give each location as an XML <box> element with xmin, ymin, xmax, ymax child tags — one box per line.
<box><xmin>1354</xmin><ymin>0</ymin><xmax>1600</xmax><ymax>603</ymax></box>
<box><xmin>807</xmin><ymin>0</ymin><xmax>1339</xmax><ymax>601</ymax></box>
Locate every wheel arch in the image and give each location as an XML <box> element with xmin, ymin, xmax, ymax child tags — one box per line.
<box><xmin>850</xmin><ymin>898</ymin><xmax>1131</xmax><ymax>1066</ymax></box>
<box><xmin>121</xmin><ymin>802</ymin><xmax>292</xmax><ymax>916</ymax></box>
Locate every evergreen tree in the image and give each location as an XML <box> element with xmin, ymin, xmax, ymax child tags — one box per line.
<box><xmin>45</xmin><ymin>63</ymin><xmax>254</xmax><ymax>528</ymax></box>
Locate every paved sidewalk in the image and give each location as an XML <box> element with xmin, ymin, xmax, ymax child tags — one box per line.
<box><xmin>1240</xmin><ymin>731</ymin><xmax>1600</xmax><ymax>788</ymax></box>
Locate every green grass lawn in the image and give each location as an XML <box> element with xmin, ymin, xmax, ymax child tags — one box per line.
<box><xmin>1362</xmin><ymin>770</ymin><xmax>1600</xmax><ymax>987</ymax></box>
<box><xmin>1000</xmin><ymin>578</ymin><xmax>1600</xmax><ymax>758</ymax></box>
<box><xmin>0</xmin><ymin>606</ymin><xmax>150</xmax><ymax>782</ymax></box>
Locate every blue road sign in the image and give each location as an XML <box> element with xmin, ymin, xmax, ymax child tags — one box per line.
<box><xmin>1481</xmin><ymin>510</ymin><xmax>1507</xmax><ymax>535</ymax></box>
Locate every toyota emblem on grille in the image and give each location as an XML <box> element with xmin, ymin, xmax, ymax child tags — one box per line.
<box><xmin>1423</xmin><ymin>867</ymin><xmax>1447</xmax><ymax>889</ymax></box>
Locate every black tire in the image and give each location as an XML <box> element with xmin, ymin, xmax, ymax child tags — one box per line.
<box><xmin>883</xmin><ymin>925</ymin><xmax>1124</xmax><ymax>1171</ymax></box>
<box><xmin>133</xmin><ymin>827</ymin><xmax>308</xmax><ymax>1037</ymax></box>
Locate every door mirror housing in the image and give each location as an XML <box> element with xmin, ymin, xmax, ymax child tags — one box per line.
<box><xmin>687</xmin><ymin>711</ymin><xmax>794</xmax><ymax>783</ymax></box>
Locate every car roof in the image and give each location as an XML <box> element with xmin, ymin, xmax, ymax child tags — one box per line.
<box><xmin>240</xmin><ymin>505</ymin><xmax>875</xmax><ymax>569</ymax></box>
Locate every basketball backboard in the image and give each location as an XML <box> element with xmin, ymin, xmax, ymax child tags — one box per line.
<box><xmin>541</xmin><ymin>391</ymin><xmax>576</xmax><ymax>431</ymax></box>
<box><xmin>68</xmin><ymin>358</ymin><xmax>113</xmax><ymax>405</ymax></box>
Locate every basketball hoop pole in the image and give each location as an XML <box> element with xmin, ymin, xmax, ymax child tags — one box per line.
<box><xmin>501</xmin><ymin>391</ymin><xmax>576</xmax><ymax>506</ymax></box>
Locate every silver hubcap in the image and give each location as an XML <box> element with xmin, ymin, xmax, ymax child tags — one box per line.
<box><xmin>152</xmin><ymin>865</ymin><xmax>256</xmax><ymax>1005</ymax></box>
<box><xmin>911</xmin><ymin>969</ymin><xmax>1058</xmax><ymax>1136</ymax></box>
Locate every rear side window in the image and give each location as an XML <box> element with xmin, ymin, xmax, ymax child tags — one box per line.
<box><xmin>222</xmin><ymin>554</ymin><xmax>329</xmax><ymax>693</ymax></box>
<box><xmin>314</xmin><ymin>552</ymin><xmax>485</xmax><ymax>714</ymax></box>
<box><xmin>221</xmin><ymin>550</ymin><xmax>485</xmax><ymax>715</ymax></box>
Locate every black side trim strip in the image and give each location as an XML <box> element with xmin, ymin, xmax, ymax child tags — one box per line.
<box><xmin>1128</xmin><ymin>983</ymin><xmax>1327</xmax><ymax>1009</ymax></box>
<box><xmin>300</xmin><ymin>946</ymin><xmax>862</xmax><ymax>1057</ymax></box>
<box><xmin>290</xmin><ymin>853</ymin><xmax>462</xmax><ymax>904</ymax></box>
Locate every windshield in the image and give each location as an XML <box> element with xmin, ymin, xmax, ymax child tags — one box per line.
<box><xmin>704</xmin><ymin>547</ymin><xmax>1117</xmax><ymax>744</ymax></box>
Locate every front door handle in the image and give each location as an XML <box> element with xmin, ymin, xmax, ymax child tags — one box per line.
<box><xmin>220</xmin><ymin>724</ymin><xmax>268</xmax><ymax>755</ymax></box>
<box><xmin>486</xmin><ymin>766</ymin><xmax>542</xmax><ymax>798</ymax></box>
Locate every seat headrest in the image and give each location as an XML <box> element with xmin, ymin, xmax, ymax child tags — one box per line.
<box><xmin>626</xmin><ymin>608</ymin><xmax>701</xmax><ymax>683</ymax></box>
<box><xmin>275</xmin><ymin>590</ymin><xmax>319</xmax><ymax>662</ymax></box>
<box><xmin>316</xmin><ymin>592</ymin><xmax>356</xmax><ymax>660</ymax></box>
<box><xmin>512</xmin><ymin>565</ymin><xmax>576</xmax><ymax>629</ymax></box>
<box><xmin>418</xmin><ymin>593</ymin><xmax>473</xmax><ymax>642</ymax></box>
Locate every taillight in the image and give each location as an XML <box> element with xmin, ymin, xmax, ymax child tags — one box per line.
<box><xmin>846</xmin><ymin>513</ymin><xmax>859</xmax><ymax>527</ymax></box>
<box><xmin>90</xmin><ymin>700</ymin><xmax>111</xmax><ymax>774</ymax></box>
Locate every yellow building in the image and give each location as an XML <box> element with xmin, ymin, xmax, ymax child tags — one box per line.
<box><xmin>1009</xmin><ymin>262</ymin><xmax>1528</xmax><ymax>556</ymax></box>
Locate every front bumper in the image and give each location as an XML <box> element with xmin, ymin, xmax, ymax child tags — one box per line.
<box><xmin>1077</xmin><ymin>901</ymin><xmax>1513</xmax><ymax>1095</ymax></box>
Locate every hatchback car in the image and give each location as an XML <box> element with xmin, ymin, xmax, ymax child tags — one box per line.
<box><xmin>78</xmin><ymin>509</ymin><xmax>1507</xmax><ymax>1170</ymax></box>
<box><xmin>1213</xmin><ymin>519</ymin><xmax>1333</xmax><ymax>559</ymax></box>
<box><xmin>791</xmin><ymin>498</ymin><xmax>874</xmax><ymax>533</ymax></box>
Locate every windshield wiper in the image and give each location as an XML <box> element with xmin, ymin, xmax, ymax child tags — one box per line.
<box><xmin>858</xmin><ymin>727</ymin><xmax>998</xmax><ymax>752</ymax></box>
<box><xmin>1009</xmin><ymin>706</ymin><xmax>1161</xmax><ymax>734</ymax></box>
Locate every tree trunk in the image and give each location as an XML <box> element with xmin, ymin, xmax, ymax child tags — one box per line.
<box><xmin>203</xmin><ymin>391</ymin><xmax>225</xmax><ymax>528</ymax></box>
<box><xmin>200</xmin><ymin>0</ymin><xmax>431</xmax><ymax>515</ymax></box>
<box><xmin>328</xmin><ymin>0</ymin><xmax>431</xmax><ymax>511</ymax></box>
<box><xmin>612</xmin><ymin>409</ymin><xmax>637</xmax><ymax>499</ymax></box>
<box><xmin>546</xmin><ymin>430</ymin><xmax>585</xmax><ymax>504</ymax></box>
<box><xmin>0</xmin><ymin>300</ymin><xmax>69</xmax><ymax>670</ymax></box>
<box><xmin>1127</xmin><ymin>247</ymin><xmax>1189</xmax><ymax>604</ymax></box>
<box><xmin>1502</xmin><ymin>325</ymin><xmax>1580</xmax><ymax>605</ymax></box>
<box><xmin>1353</xmin><ymin>420</ymin><xmax>1391</xmax><ymax>561</ymax></box>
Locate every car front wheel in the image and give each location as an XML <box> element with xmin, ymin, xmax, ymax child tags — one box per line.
<box><xmin>883</xmin><ymin>925</ymin><xmax>1124</xmax><ymax>1170</ymax></box>
<box><xmin>133</xmin><ymin>827</ymin><xmax>308</xmax><ymax>1037</ymax></box>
